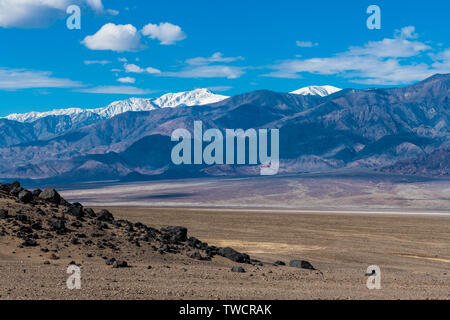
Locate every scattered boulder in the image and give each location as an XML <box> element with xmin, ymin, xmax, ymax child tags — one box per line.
<box><xmin>160</xmin><ymin>244</ymin><xmax>170</xmax><ymax>253</ymax></box>
<box><xmin>9</xmin><ymin>181</ymin><xmax>23</xmax><ymax>196</ymax></box>
<box><xmin>112</xmin><ymin>260</ymin><xmax>128</xmax><ymax>268</ymax></box>
<box><xmin>49</xmin><ymin>220</ymin><xmax>66</xmax><ymax>234</ymax></box>
<box><xmin>18</xmin><ymin>190</ymin><xmax>33</xmax><ymax>204</ymax></box>
<box><xmin>0</xmin><ymin>209</ymin><xmax>8</xmax><ymax>219</ymax></box>
<box><xmin>289</xmin><ymin>260</ymin><xmax>315</xmax><ymax>270</ymax></box>
<box><xmin>0</xmin><ymin>182</ymin><xmax>261</xmax><ymax>274</ymax></box>
<box><xmin>21</xmin><ymin>239</ymin><xmax>38</xmax><ymax>247</ymax></box>
<box><xmin>66</xmin><ymin>203</ymin><xmax>84</xmax><ymax>218</ymax></box>
<box><xmin>49</xmin><ymin>253</ymin><xmax>59</xmax><ymax>260</ymax></box>
<box><xmin>186</xmin><ymin>249</ymin><xmax>202</xmax><ymax>260</ymax></box>
<box><xmin>187</xmin><ymin>236</ymin><xmax>201</xmax><ymax>248</ymax></box>
<box><xmin>231</xmin><ymin>266</ymin><xmax>245</xmax><ymax>273</ymax></box>
<box><xmin>274</xmin><ymin>260</ymin><xmax>286</xmax><ymax>266</ymax></box>
<box><xmin>97</xmin><ymin>209</ymin><xmax>114</xmax><ymax>222</ymax></box>
<box><xmin>31</xmin><ymin>222</ymin><xmax>42</xmax><ymax>230</ymax></box>
<box><xmin>218</xmin><ymin>247</ymin><xmax>250</xmax><ymax>263</ymax></box>
<box><xmin>84</xmin><ymin>208</ymin><xmax>96</xmax><ymax>218</ymax></box>
<box><xmin>39</xmin><ymin>188</ymin><xmax>62</xmax><ymax>204</ymax></box>
<box><xmin>161</xmin><ymin>226</ymin><xmax>187</xmax><ymax>242</ymax></box>
<box><xmin>32</xmin><ymin>189</ymin><xmax>42</xmax><ymax>198</ymax></box>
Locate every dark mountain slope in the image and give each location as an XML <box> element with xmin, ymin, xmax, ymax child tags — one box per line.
<box><xmin>0</xmin><ymin>74</ymin><xmax>448</xmax><ymax>181</ymax></box>
<box><xmin>380</xmin><ymin>148</ymin><xmax>450</xmax><ymax>176</ymax></box>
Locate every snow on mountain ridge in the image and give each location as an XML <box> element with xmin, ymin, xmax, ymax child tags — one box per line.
<box><xmin>153</xmin><ymin>88</ymin><xmax>228</xmax><ymax>108</ymax></box>
<box><xmin>290</xmin><ymin>85</ymin><xmax>342</xmax><ymax>97</ymax></box>
<box><xmin>3</xmin><ymin>89</ymin><xmax>228</xmax><ymax>123</ymax></box>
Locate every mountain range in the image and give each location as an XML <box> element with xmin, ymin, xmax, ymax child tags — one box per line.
<box><xmin>290</xmin><ymin>85</ymin><xmax>341</xmax><ymax>96</ymax></box>
<box><xmin>0</xmin><ymin>76</ymin><xmax>448</xmax><ymax>183</ymax></box>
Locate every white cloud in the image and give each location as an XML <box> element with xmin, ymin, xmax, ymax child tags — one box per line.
<box><xmin>207</xmin><ymin>86</ymin><xmax>232</xmax><ymax>92</ymax></box>
<box><xmin>161</xmin><ymin>53</ymin><xmax>245</xmax><ymax>79</ymax></box>
<box><xmin>431</xmin><ymin>49</ymin><xmax>450</xmax><ymax>73</ymax></box>
<box><xmin>296</xmin><ymin>41</ymin><xmax>318</xmax><ymax>48</ymax></box>
<box><xmin>82</xmin><ymin>23</ymin><xmax>144</xmax><ymax>52</ymax></box>
<box><xmin>0</xmin><ymin>68</ymin><xmax>82</xmax><ymax>90</ymax></box>
<box><xmin>84</xmin><ymin>60</ymin><xmax>111</xmax><ymax>65</ymax></box>
<box><xmin>145</xmin><ymin>67</ymin><xmax>161</xmax><ymax>74</ymax></box>
<box><xmin>0</xmin><ymin>0</ymin><xmax>117</xmax><ymax>28</ymax></box>
<box><xmin>265</xmin><ymin>26</ymin><xmax>449</xmax><ymax>85</ymax></box>
<box><xmin>124</xmin><ymin>63</ymin><xmax>161</xmax><ymax>74</ymax></box>
<box><xmin>117</xmin><ymin>77</ymin><xmax>135</xmax><ymax>84</ymax></box>
<box><xmin>395</xmin><ymin>26</ymin><xmax>419</xmax><ymax>39</ymax></box>
<box><xmin>348</xmin><ymin>38</ymin><xmax>430</xmax><ymax>58</ymax></box>
<box><xmin>163</xmin><ymin>65</ymin><xmax>244</xmax><ymax>79</ymax></box>
<box><xmin>141</xmin><ymin>22</ymin><xmax>186</xmax><ymax>45</ymax></box>
<box><xmin>76</xmin><ymin>85</ymin><xmax>154</xmax><ymax>94</ymax></box>
<box><xmin>186</xmin><ymin>52</ymin><xmax>244</xmax><ymax>66</ymax></box>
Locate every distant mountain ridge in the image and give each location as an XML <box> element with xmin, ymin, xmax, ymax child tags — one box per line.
<box><xmin>290</xmin><ymin>85</ymin><xmax>342</xmax><ymax>96</ymax></box>
<box><xmin>0</xmin><ymin>88</ymin><xmax>228</xmax><ymax>148</ymax></box>
<box><xmin>0</xmin><ymin>74</ymin><xmax>448</xmax><ymax>182</ymax></box>
<box><xmin>3</xmin><ymin>88</ymin><xmax>228</xmax><ymax>123</ymax></box>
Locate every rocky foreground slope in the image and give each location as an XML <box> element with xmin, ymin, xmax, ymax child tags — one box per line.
<box><xmin>0</xmin><ymin>181</ymin><xmax>314</xmax><ymax>271</ymax></box>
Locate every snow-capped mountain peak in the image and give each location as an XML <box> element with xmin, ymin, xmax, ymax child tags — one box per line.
<box><xmin>93</xmin><ymin>98</ymin><xmax>156</xmax><ymax>119</ymax></box>
<box><xmin>290</xmin><ymin>85</ymin><xmax>342</xmax><ymax>97</ymax></box>
<box><xmin>3</xmin><ymin>89</ymin><xmax>229</xmax><ymax>124</ymax></box>
<box><xmin>153</xmin><ymin>88</ymin><xmax>228</xmax><ymax>108</ymax></box>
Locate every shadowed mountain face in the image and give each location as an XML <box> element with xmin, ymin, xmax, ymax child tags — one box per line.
<box><xmin>0</xmin><ymin>74</ymin><xmax>449</xmax><ymax>182</ymax></box>
<box><xmin>380</xmin><ymin>148</ymin><xmax>450</xmax><ymax>177</ymax></box>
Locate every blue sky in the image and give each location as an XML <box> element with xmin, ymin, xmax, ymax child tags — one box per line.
<box><xmin>0</xmin><ymin>0</ymin><xmax>449</xmax><ymax>116</ymax></box>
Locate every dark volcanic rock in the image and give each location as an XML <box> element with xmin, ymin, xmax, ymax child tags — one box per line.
<box><xmin>18</xmin><ymin>190</ymin><xmax>33</xmax><ymax>204</ymax></box>
<box><xmin>66</xmin><ymin>203</ymin><xmax>84</xmax><ymax>218</ymax></box>
<box><xmin>274</xmin><ymin>260</ymin><xmax>286</xmax><ymax>266</ymax></box>
<box><xmin>31</xmin><ymin>223</ymin><xmax>42</xmax><ymax>230</ymax></box>
<box><xmin>187</xmin><ymin>236</ymin><xmax>201</xmax><ymax>248</ymax></box>
<box><xmin>0</xmin><ymin>209</ymin><xmax>8</xmax><ymax>219</ymax></box>
<box><xmin>84</xmin><ymin>208</ymin><xmax>96</xmax><ymax>218</ymax></box>
<box><xmin>112</xmin><ymin>260</ymin><xmax>128</xmax><ymax>268</ymax></box>
<box><xmin>97</xmin><ymin>209</ymin><xmax>114</xmax><ymax>222</ymax></box>
<box><xmin>1</xmin><ymin>182</ymin><xmax>258</xmax><ymax>272</ymax></box>
<box><xmin>21</xmin><ymin>239</ymin><xmax>38</xmax><ymax>247</ymax></box>
<box><xmin>32</xmin><ymin>189</ymin><xmax>42</xmax><ymax>197</ymax></box>
<box><xmin>289</xmin><ymin>260</ymin><xmax>315</xmax><ymax>270</ymax></box>
<box><xmin>186</xmin><ymin>249</ymin><xmax>202</xmax><ymax>260</ymax></box>
<box><xmin>160</xmin><ymin>226</ymin><xmax>187</xmax><ymax>242</ymax></box>
<box><xmin>39</xmin><ymin>188</ymin><xmax>62</xmax><ymax>204</ymax></box>
<box><xmin>160</xmin><ymin>244</ymin><xmax>170</xmax><ymax>253</ymax></box>
<box><xmin>9</xmin><ymin>181</ymin><xmax>23</xmax><ymax>196</ymax></box>
<box><xmin>231</xmin><ymin>266</ymin><xmax>245</xmax><ymax>273</ymax></box>
<box><xmin>218</xmin><ymin>247</ymin><xmax>250</xmax><ymax>263</ymax></box>
<box><xmin>49</xmin><ymin>219</ymin><xmax>66</xmax><ymax>234</ymax></box>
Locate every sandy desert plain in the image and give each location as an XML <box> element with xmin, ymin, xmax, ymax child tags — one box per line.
<box><xmin>1</xmin><ymin>173</ymin><xmax>449</xmax><ymax>300</ymax></box>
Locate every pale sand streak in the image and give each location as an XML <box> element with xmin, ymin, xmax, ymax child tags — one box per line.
<box><xmin>100</xmin><ymin>206</ymin><xmax>450</xmax><ymax>217</ymax></box>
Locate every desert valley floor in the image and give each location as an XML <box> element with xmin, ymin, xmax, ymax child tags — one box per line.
<box><xmin>1</xmin><ymin>174</ymin><xmax>449</xmax><ymax>299</ymax></box>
